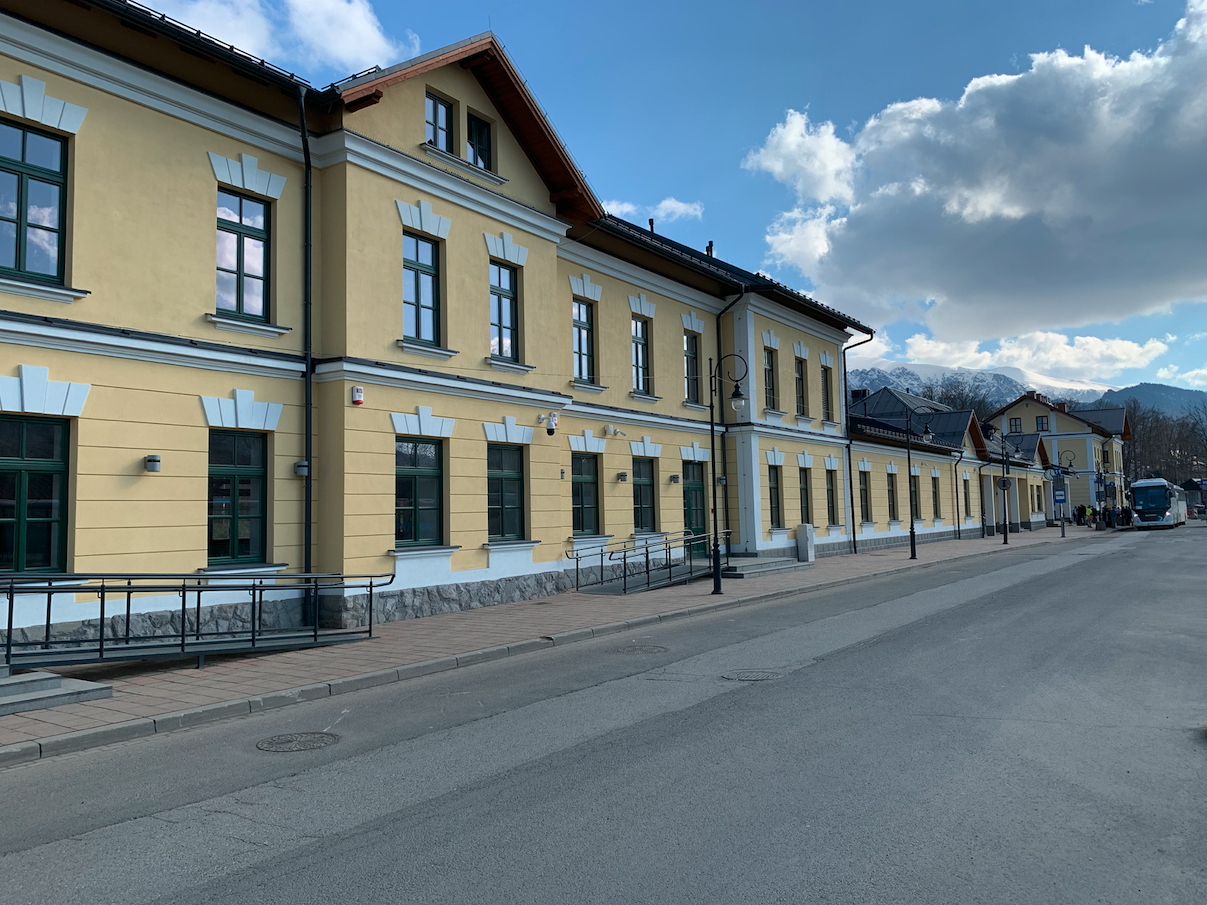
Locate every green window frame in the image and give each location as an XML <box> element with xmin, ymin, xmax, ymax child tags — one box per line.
<box><xmin>684</xmin><ymin>332</ymin><xmax>700</xmax><ymax>403</ymax></box>
<box><xmin>1036</xmin><ymin>415</ymin><xmax>1049</xmax><ymax>432</ymax></box>
<box><xmin>403</xmin><ymin>232</ymin><xmax>440</xmax><ymax>345</ymax></box>
<box><xmin>216</xmin><ymin>189</ymin><xmax>270</xmax><ymax>321</ymax></box>
<box><xmin>821</xmin><ymin>365</ymin><xmax>834</xmax><ymax>422</ymax></box>
<box><xmin>467</xmin><ymin>113</ymin><xmax>492</xmax><ymax>170</ymax></box>
<box><xmin>632</xmin><ymin>317</ymin><xmax>651</xmax><ymax>394</ymax></box>
<box><xmin>0</xmin><ymin>119</ymin><xmax>67</xmax><ymax>284</ymax></box>
<box><xmin>909</xmin><ymin>474</ymin><xmax>921</xmax><ymax>522</ymax></box>
<box><xmin>425</xmin><ymin>93</ymin><xmax>452</xmax><ymax>153</ymax></box>
<box><xmin>859</xmin><ymin>471</ymin><xmax>872</xmax><ymax>522</ymax></box>
<box><xmin>487</xmin><ymin>444</ymin><xmax>524</xmax><ymax>541</ymax></box>
<box><xmin>0</xmin><ymin>415</ymin><xmax>68</xmax><ymax>573</ymax></box>
<box><xmin>571</xmin><ymin>453</ymin><xmax>599</xmax><ymax>535</ymax></box>
<box><xmin>1008</xmin><ymin>417</ymin><xmax>1022</xmax><ymax>434</ymax></box>
<box><xmin>932</xmin><ymin>475</ymin><xmax>942</xmax><ymax>518</ymax></box>
<box><xmin>825</xmin><ymin>469</ymin><xmax>839</xmax><ymax>526</ymax></box>
<box><xmin>795</xmin><ymin>359</ymin><xmax>808</xmax><ymax>417</ymax></box>
<box><xmin>764</xmin><ymin>348</ymin><xmax>778</xmax><ymax>410</ymax></box>
<box><xmin>887</xmin><ymin>472</ymin><xmax>899</xmax><ymax>521</ymax></box>
<box><xmin>963</xmin><ymin>478</ymin><xmax>971</xmax><ymax>517</ymax></box>
<box><xmin>799</xmin><ymin>467</ymin><xmax>811</xmax><ymax>524</ymax></box>
<box><xmin>572</xmin><ymin>299</ymin><xmax>594</xmax><ymax>382</ymax></box>
<box><xmin>768</xmin><ymin>465</ymin><xmax>783</xmax><ymax>529</ymax></box>
<box><xmin>632</xmin><ymin>457</ymin><xmax>656</xmax><ymax>532</ymax></box>
<box><xmin>395</xmin><ymin>438</ymin><xmax>443</xmax><ymax>547</ymax></box>
<box><xmin>490</xmin><ymin>261</ymin><xmax>518</xmax><ymax>361</ymax></box>
<box><xmin>207</xmin><ymin>430</ymin><xmax>267</xmax><ymax>565</ymax></box>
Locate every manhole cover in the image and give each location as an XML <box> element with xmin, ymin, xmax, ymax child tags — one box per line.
<box><xmin>256</xmin><ymin>732</ymin><xmax>340</xmax><ymax>752</ymax></box>
<box><xmin>619</xmin><ymin>644</ymin><xmax>668</xmax><ymax>654</ymax></box>
<box><xmin>723</xmin><ymin>669</ymin><xmax>784</xmax><ymax>682</ymax></box>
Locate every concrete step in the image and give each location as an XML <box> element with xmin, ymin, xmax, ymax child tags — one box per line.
<box><xmin>722</xmin><ymin>557</ymin><xmax>812</xmax><ymax>579</ymax></box>
<box><xmin>0</xmin><ymin>670</ymin><xmax>62</xmax><ymax>698</ymax></box>
<box><xmin>0</xmin><ymin>672</ymin><xmax>112</xmax><ymax>716</ymax></box>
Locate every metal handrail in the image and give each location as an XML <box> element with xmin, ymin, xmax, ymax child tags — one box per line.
<box><xmin>570</xmin><ymin>530</ymin><xmax>730</xmax><ymax>593</ymax></box>
<box><xmin>3</xmin><ymin>570</ymin><xmax>393</xmax><ymax>670</ymax></box>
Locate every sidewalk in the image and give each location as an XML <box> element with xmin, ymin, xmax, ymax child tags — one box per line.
<box><xmin>0</xmin><ymin>527</ymin><xmax>1110</xmax><ymax>765</ymax></box>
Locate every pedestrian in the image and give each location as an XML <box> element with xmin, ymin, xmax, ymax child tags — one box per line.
<box><xmin>1076</xmin><ymin>504</ymin><xmax>1086</xmax><ymax>526</ymax></box>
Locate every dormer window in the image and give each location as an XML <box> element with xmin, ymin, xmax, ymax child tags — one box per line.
<box><xmin>467</xmin><ymin>114</ymin><xmax>492</xmax><ymax>171</ymax></box>
<box><xmin>425</xmin><ymin>94</ymin><xmax>451</xmax><ymax>153</ymax></box>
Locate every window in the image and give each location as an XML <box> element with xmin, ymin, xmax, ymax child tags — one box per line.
<box><xmin>795</xmin><ymin>359</ymin><xmax>808</xmax><ymax>417</ymax></box>
<box><xmin>821</xmin><ymin>366</ymin><xmax>834</xmax><ymax>421</ymax></box>
<box><xmin>467</xmin><ymin>113</ymin><xmax>492</xmax><ymax>170</ymax></box>
<box><xmin>208</xmin><ymin>431</ymin><xmax>266</xmax><ymax>564</ymax></box>
<box><xmin>0</xmin><ymin>416</ymin><xmax>67</xmax><ymax>572</ymax></box>
<box><xmin>425</xmin><ymin>94</ymin><xmax>452</xmax><ymax>153</ymax></box>
<box><xmin>963</xmin><ymin>478</ymin><xmax>971</xmax><ymax>517</ymax></box>
<box><xmin>859</xmin><ymin>471</ymin><xmax>872</xmax><ymax>522</ymax></box>
<box><xmin>216</xmin><ymin>190</ymin><xmax>269</xmax><ymax>321</ymax></box>
<box><xmin>684</xmin><ymin>333</ymin><xmax>700</xmax><ymax>403</ymax></box>
<box><xmin>763</xmin><ymin>349</ymin><xmax>778</xmax><ymax>410</ymax></box>
<box><xmin>0</xmin><ymin>120</ymin><xmax>66</xmax><ymax>283</ymax></box>
<box><xmin>887</xmin><ymin>472</ymin><xmax>899</xmax><ymax>522</ymax></box>
<box><xmin>490</xmin><ymin>261</ymin><xmax>518</xmax><ymax>361</ymax></box>
<box><xmin>1036</xmin><ymin>415</ymin><xmax>1049</xmax><ymax>432</ymax></box>
<box><xmin>631</xmin><ymin>317</ymin><xmax>651</xmax><ymax>394</ymax></box>
<box><xmin>768</xmin><ymin>465</ymin><xmax>783</xmax><ymax>529</ymax></box>
<box><xmin>1008</xmin><ymin>417</ymin><xmax>1022</xmax><ymax>434</ymax></box>
<box><xmin>932</xmin><ymin>475</ymin><xmax>941</xmax><ymax>518</ymax></box>
<box><xmin>487</xmin><ymin>444</ymin><xmax>524</xmax><ymax>540</ymax></box>
<box><xmin>571</xmin><ymin>453</ymin><xmax>599</xmax><ymax>535</ymax></box>
<box><xmin>572</xmin><ymin>300</ymin><xmax>594</xmax><ymax>383</ymax></box>
<box><xmin>825</xmin><ymin>470</ymin><xmax>839</xmax><ymax>526</ymax></box>
<box><xmin>395</xmin><ymin>438</ymin><xmax>442</xmax><ymax>546</ymax></box>
<box><xmin>403</xmin><ymin>232</ymin><xmax>439</xmax><ymax>345</ymax></box>
<box><xmin>909</xmin><ymin>474</ymin><xmax>920</xmax><ymax>522</ymax></box>
<box><xmin>799</xmin><ymin>468</ymin><xmax>811</xmax><ymax>524</ymax></box>
<box><xmin>633</xmin><ymin>457</ymin><xmax>656</xmax><ymax>532</ymax></box>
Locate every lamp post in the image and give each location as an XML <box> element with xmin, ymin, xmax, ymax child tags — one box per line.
<box><xmin>708</xmin><ymin>354</ymin><xmax>748</xmax><ymax>594</ymax></box>
<box><xmin>1059</xmin><ymin>449</ymin><xmax>1077</xmax><ymax>537</ymax></box>
<box><xmin>905</xmin><ymin>404</ymin><xmax>935</xmax><ymax>560</ymax></box>
<box><xmin>981</xmin><ymin>422</ymin><xmax>1022</xmax><ymax>545</ymax></box>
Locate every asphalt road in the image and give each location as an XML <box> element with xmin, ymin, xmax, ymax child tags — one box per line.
<box><xmin>2</xmin><ymin>525</ymin><xmax>1204</xmax><ymax>904</ymax></box>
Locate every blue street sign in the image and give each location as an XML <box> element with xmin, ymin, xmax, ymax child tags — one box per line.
<box><xmin>1053</xmin><ymin>489</ymin><xmax>1066</xmax><ymax>504</ymax></box>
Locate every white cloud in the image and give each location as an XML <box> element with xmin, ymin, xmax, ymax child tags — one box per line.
<box><xmin>1163</xmin><ymin>333</ymin><xmax>1179</xmax><ymax>342</ymax></box>
<box><xmin>747</xmin><ymin>1</ymin><xmax>1207</xmax><ymax>341</ymax></box>
<box><xmin>1182</xmin><ymin>364</ymin><xmax>1207</xmax><ymax>385</ymax></box>
<box><xmin>903</xmin><ymin>331</ymin><xmax>1169</xmax><ymax>380</ymax></box>
<box><xmin>604</xmin><ymin>196</ymin><xmax>705</xmax><ymax>223</ymax></box>
<box><xmin>850</xmin><ymin>334</ymin><xmax>897</xmax><ymax>360</ymax></box>
<box><xmin>1156</xmin><ymin>364</ymin><xmax>1181</xmax><ymax>379</ymax></box>
<box><xmin>146</xmin><ymin>0</ymin><xmax>413</xmax><ymax>77</ymax></box>
<box><xmin>1188</xmin><ymin>332</ymin><xmax>1207</xmax><ymax>341</ymax></box>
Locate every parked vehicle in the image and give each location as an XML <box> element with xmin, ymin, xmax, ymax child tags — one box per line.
<box><xmin>1129</xmin><ymin>479</ymin><xmax>1188</xmax><ymax>529</ymax></box>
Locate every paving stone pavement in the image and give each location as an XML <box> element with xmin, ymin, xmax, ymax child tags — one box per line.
<box><xmin>0</xmin><ymin>527</ymin><xmax>1110</xmax><ymax>761</ymax></box>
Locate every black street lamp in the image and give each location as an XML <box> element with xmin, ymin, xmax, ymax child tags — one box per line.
<box><xmin>905</xmin><ymin>404</ymin><xmax>935</xmax><ymax>560</ymax></box>
<box><xmin>981</xmin><ymin>422</ymin><xmax>1022</xmax><ymax>545</ymax></box>
<box><xmin>708</xmin><ymin>354</ymin><xmax>748</xmax><ymax>594</ymax></box>
<box><xmin>1059</xmin><ymin>449</ymin><xmax>1077</xmax><ymax>538</ymax></box>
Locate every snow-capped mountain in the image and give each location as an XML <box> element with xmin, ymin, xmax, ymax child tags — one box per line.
<box><xmin>847</xmin><ymin>357</ymin><xmax>1116</xmax><ymax>408</ymax></box>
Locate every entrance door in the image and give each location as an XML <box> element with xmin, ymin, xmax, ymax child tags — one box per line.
<box><xmin>682</xmin><ymin>462</ymin><xmax>707</xmax><ymax>558</ymax></box>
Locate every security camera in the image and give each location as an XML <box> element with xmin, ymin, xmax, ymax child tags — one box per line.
<box><xmin>546</xmin><ymin>411</ymin><xmax>558</xmax><ymax>436</ymax></box>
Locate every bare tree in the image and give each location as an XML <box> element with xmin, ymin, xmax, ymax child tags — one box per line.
<box><xmin>916</xmin><ymin>379</ymin><xmax>996</xmax><ymax>420</ymax></box>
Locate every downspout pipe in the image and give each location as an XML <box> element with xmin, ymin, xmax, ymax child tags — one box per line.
<box><xmin>842</xmin><ymin>332</ymin><xmax>875</xmax><ymax>553</ymax></box>
<box><xmin>296</xmin><ymin>87</ymin><xmax>314</xmax><ymax>576</ymax></box>
<box><xmin>951</xmin><ymin>447</ymin><xmax>965</xmax><ymax>540</ymax></box>
<box><xmin>715</xmin><ymin>284</ymin><xmax>746</xmax><ymax>552</ymax></box>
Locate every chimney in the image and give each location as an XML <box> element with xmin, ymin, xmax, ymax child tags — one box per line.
<box><xmin>1025</xmin><ymin>390</ymin><xmax>1038</xmax><ymax>399</ymax></box>
<box><xmin>1054</xmin><ymin>402</ymin><xmax>1069</xmax><ymax>413</ymax></box>
<box><xmin>648</xmin><ymin>218</ymin><xmax>655</xmax><ymax>233</ymax></box>
<box><xmin>706</xmin><ymin>240</ymin><xmax>714</xmax><ymax>257</ymax></box>
<box><xmin>851</xmin><ymin>388</ymin><xmax>869</xmax><ymax>402</ymax></box>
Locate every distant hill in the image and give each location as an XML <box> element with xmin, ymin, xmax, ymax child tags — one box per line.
<box><xmin>1098</xmin><ymin>383</ymin><xmax>1207</xmax><ymax>414</ymax></box>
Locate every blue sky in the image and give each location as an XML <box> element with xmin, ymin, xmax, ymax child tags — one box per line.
<box><xmin>151</xmin><ymin>0</ymin><xmax>1207</xmax><ymax>390</ymax></box>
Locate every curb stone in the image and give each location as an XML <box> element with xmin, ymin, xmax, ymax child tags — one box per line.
<box><xmin>0</xmin><ymin>532</ymin><xmax>1097</xmax><ymax>767</ymax></box>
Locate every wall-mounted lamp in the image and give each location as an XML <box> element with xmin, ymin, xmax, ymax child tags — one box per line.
<box><xmin>294</xmin><ymin>460</ymin><xmax>309</xmax><ymax>477</ymax></box>
<box><xmin>603</xmin><ymin>424</ymin><xmax>627</xmax><ymax>437</ymax></box>
<box><xmin>617</xmin><ymin>472</ymin><xmax>629</xmax><ymax>483</ymax></box>
<box><xmin>669</xmin><ymin>474</ymin><xmax>681</xmax><ymax>484</ymax></box>
<box><xmin>716</xmin><ymin>475</ymin><xmax>727</xmax><ymax>486</ymax></box>
<box><xmin>143</xmin><ymin>454</ymin><xmax>161</xmax><ymax>473</ymax></box>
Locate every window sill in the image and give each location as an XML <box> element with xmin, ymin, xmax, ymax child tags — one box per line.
<box><xmin>568</xmin><ymin>534</ymin><xmax>614</xmax><ymax>552</ymax></box>
<box><xmin>571</xmin><ymin>379</ymin><xmax>607</xmax><ymax>393</ymax></box>
<box><xmin>487</xmin><ymin>356</ymin><xmax>535</xmax><ymax>374</ymax></box>
<box><xmin>483</xmin><ymin>539</ymin><xmax>540</xmax><ymax>549</ymax></box>
<box><xmin>199</xmin><ymin>562</ymin><xmax>288</xmax><ymax>574</ymax></box>
<box><xmin>629</xmin><ymin>391</ymin><xmax>662</xmax><ymax>403</ymax></box>
<box><xmin>795</xmin><ymin>415</ymin><xmax>813</xmax><ymax>426</ymax></box>
<box><xmin>206</xmin><ymin>313</ymin><xmax>291</xmax><ymax>337</ymax></box>
<box><xmin>763</xmin><ymin>408</ymin><xmax>786</xmax><ymax>422</ymax></box>
<box><xmin>390</xmin><ymin>544</ymin><xmax>461</xmax><ymax>558</ymax></box>
<box><xmin>682</xmin><ymin>401</ymin><xmax>707</xmax><ymax>412</ymax></box>
<box><xmin>0</xmin><ymin>275</ymin><xmax>90</xmax><ymax>304</ymax></box>
<box><xmin>421</xmin><ymin>143</ymin><xmax>508</xmax><ymax>186</ymax></box>
<box><xmin>399</xmin><ymin>339</ymin><xmax>459</xmax><ymax>360</ymax></box>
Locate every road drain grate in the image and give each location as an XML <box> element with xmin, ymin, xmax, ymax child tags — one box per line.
<box><xmin>256</xmin><ymin>732</ymin><xmax>340</xmax><ymax>752</ymax></box>
<box><xmin>619</xmin><ymin>644</ymin><xmax>669</xmax><ymax>654</ymax></box>
<box><xmin>723</xmin><ymin>669</ymin><xmax>784</xmax><ymax>682</ymax></box>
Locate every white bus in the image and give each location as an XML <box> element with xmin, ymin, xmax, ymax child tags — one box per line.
<box><xmin>1129</xmin><ymin>478</ymin><xmax>1188</xmax><ymax>529</ymax></box>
